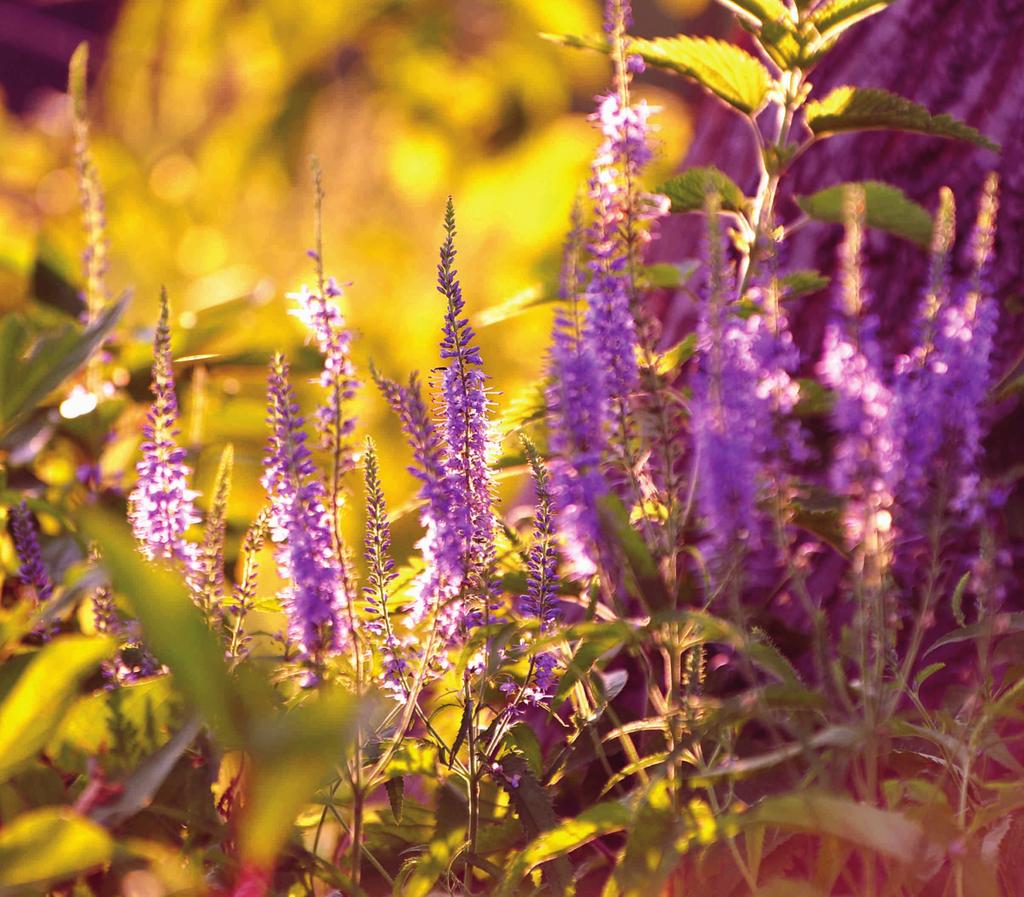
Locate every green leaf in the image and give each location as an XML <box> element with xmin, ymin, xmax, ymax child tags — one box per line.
<box><xmin>924</xmin><ymin>613</ymin><xmax>1024</xmax><ymax>657</ymax></box>
<box><xmin>652</xmin><ymin>333</ymin><xmax>698</xmax><ymax>377</ymax></box>
<box><xmin>0</xmin><ymin>297</ymin><xmax>127</xmax><ymax>440</ymax></box>
<box><xmin>779</xmin><ymin>270</ymin><xmax>830</xmax><ymax>301</ymax></box>
<box><xmin>0</xmin><ymin>634</ymin><xmax>113</xmax><ymax>784</ymax></box>
<box><xmin>796</xmin><ymin>181</ymin><xmax>934</xmax><ymax>247</ymax></box>
<box><xmin>657</xmin><ymin>166</ymin><xmax>748</xmax><ymax>214</ymax></box>
<box><xmin>554</xmin><ymin>621</ymin><xmax>636</xmax><ymax>703</ymax></box>
<box><xmin>477</xmin><ymin>284</ymin><xmax>552</xmax><ymax>328</ymax></box>
<box><xmin>716</xmin><ymin>0</ymin><xmax>792</xmax><ymax>27</ymax></box>
<box><xmin>615</xmin><ymin>779</ymin><xmax>684</xmax><ymax>897</ymax></box>
<box><xmin>810</xmin><ymin>0</ymin><xmax>897</xmax><ymax>41</ymax></box>
<box><xmin>805</xmin><ymin>87</ymin><xmax>999</xmax><ymax>151</ymax></box>
<box><xmin>385</xmin><ymin>777</ymin><xmax>405</xmax><ymax>823</ymax></box>
<box><xmin>0</xmin><ymin>807</ymin><xmax>112</xmax><ymax>889</ymax></box>
<box><xmin>496</xmin><ymin>801</ymin><xmax>632</xmax><ymax>897</ymax></box>
<box><xmin>598</xmin><ymin>494</ymin><xmax>671</xmax><ymax>610</ymax></box>
<box><xmin>241</xmin><ymin>688</ymin><xmax>361</xmax><ymax>866</ymax></box>
<box><xmin>631</xmin><ymin>35</ymin><xmax>773</xmax><ymax>114</ymax></box>
<box><xmin>751</xmin><ymin>792</ymin><xmax>929</xmax><ymax>860</ymax></box>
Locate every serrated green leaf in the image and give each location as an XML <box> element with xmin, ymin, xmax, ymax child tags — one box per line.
<box><xmin>631</xmin><ymin>35</ymin><xmax>773</xmax><ymax>114</ymax></box>
<box><xmin>810</xmin><ymin>0</ymin><xmax>897</xmax><ymax>41</ymax></box>
<box><xmin>796</xmin><ymin>181</ymin><xmax>934</xmax><ymax>247</ymax></box>
<box><xmin>716</xmin><ymin>0</ymin><xmax>792</xmax><ymax>27</ymax></box>
<box><xmin>543</xmin><ymin>32</ymin><xmax>772</xmax><ymax>114</ymax></box>
<box><xmin>657</xmin><ymin>166</ymin><xmax>748</xmax><ymax>214</ymax></box>
<box><xmin>0</xmin><ymin>634</ymin><xmax>113</xmax><ymax>784</ymax></box>
<box><xmin>806</xmin><ymin>87</ymin><xmax>999</xmax><ymax>151</ymax></box>
<box><xmin>0</xmin><ymin>807</ymin><xmax>112</xmax><ymax>889</ymax></box>
<box><xmin>496</xmin><ymin>801</ymin><xmax>632</xmax><ymax>897</ymax></box>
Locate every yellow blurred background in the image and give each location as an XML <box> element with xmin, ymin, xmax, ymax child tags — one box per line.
<box><xmin>0</xmin><ymin>0</ymin><xmax>707</xmax><ymax>554</ymax></box>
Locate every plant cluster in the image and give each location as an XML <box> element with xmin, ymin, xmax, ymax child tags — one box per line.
<box><xmin>0</xmin><ymin>2</ymin><xmax>1020</xmax><ymax>896</ymax></box>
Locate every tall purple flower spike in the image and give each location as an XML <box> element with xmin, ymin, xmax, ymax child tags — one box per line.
<box><xmin>518</xmin><ymin>439</ymin><xmax>561</xmax><ymax>702</ymax></box>
<box><xmin>374</xmin><ymin>367</ymin><xmax>464</xmax><ymax>642</ymax></box>
<box><xmin>437</xmin><ymin>198</ymin><xmax>496</xmax><ymax>608</ymax></box>
<box><xmin>582</xmin><ymin>0</ymin><xmax>667</xmax><ymax>408</ymax></box>
<box><xmin>262</xmin><ymin>353</ymin><xmax>349</xmax><ymax>682</ymax></box>
<box><xmin>128</xmin><ymin>289</ymin><xmax>200</xmax><ymax>564</ymax></box>
<box><xmin>817</xmin><ymin>190</ymin><xmax>903</xmax><ymax>549</ymax></box>
<box><xmin>362</xmin><ymin>437</ymin><xmax>408</xmax><ymax>694</ymax></box>
<box><xmin>9</xmin><ymin>501</ymin><xmax>54</xmax><ymax>609</ymax></box>
<box><xmin>896</xmin><ymin>177</ymin><xmax>1000</xmax><ymax>526</ymax></box>
<box><xmin>289</xmin><ymin>278</ymin><xmax>359</xmax><ymax>459</ymax></box>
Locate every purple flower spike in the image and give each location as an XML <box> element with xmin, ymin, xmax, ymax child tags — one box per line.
<box><xmin>128</xmin><ymin>289</ymin><xmax>200</xmax><ymax>564</ymax></box>
<box><xmin>374</xmin><ymin>367</ymin><xmax>463</xmax><ymax>636</ymax></box>
<box><xmin>9</xmin><ymin>501</ymin><xmax>54</xmax><ymax>607</ymax></box>
<box><xmin>817</xmin><ymin>190</ymin><xmax>902</xmax><ymax>549</ymax></box>
<box><xmin>362</xmin><ymin>437</ymin><xmax>408</xmax><ymax>694</ymax></box>
<box><xmin>546</xmin><ymin>308</ymin><xmax>610</xmax><ymax>577</ymax></box>
<box><xmin>518</xmin><ymin>439</ymin><xmax>561</xmax><ymax>702</ymax></box>
<box><xmin>262</xmin><ymin>353</ymin><xmax>349</xmax><ymax>680</ymax></box>
<box><xmin>289</xmin><ymin>278</ymin><xmax>359</xmax><ymax>458</ymax></box>
<box><xmin>437</xmin><ymin>198</ymin><xmax>496</xmax><ymax>600</ymax></box>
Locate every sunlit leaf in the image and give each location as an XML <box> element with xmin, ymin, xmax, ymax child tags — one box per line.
<box><xmin>805</xmin><ymin>87</ymin><xmax>999</xmax><ymax>151</ymax></box>
<box><xmin>657</xmin><ymin>167</ymin><xmax>748</xmax><ymax>214</ymax></box>
<box><xmin>496</xmin><ymin>801</ymin><xmax>632</xmax><ymax>897</ymax></box>
<box><xmin>0</xmin><ymin>807</ymin><xmax>112</xmax><ymax>889</ymax></box>
<box><xmin>810</xmin><ymin>0</ymin><xmax>898</xmax><ymax>41</ymax></box>
<box><xmin>796</xmin><ymin>181</ymin><xmax>934</xmax><ymax>247</ymax></box>
<box><xmin>0</xmin><ymin>634</ymin><xmax>113</xmax><ymax>784</ymax></box>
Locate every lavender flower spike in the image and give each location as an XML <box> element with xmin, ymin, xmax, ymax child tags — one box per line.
<box><xmin>128</xmin><ymin>289</ymin><xmax>200</xmax><ymax>564</ymax></box>
<box><xmin>362</xmin><ymin>437</ymin><xmax>407</xmax><ymax>693</ymax></box>
<box><xmin>374</xmin><ymin>366</ymin><xmax>465</xmax><ymax>642</ymax></box>
<box><xmin>262</xmin><ymin>353</ymin><xmax>349</xmax><ymax>680</ymax></box>
<box><xmin>437</xmin><ymin>198</ymin><xmax>496</xmax><ymax>599</ymax></box>
<box><xmin>518</xmin><ymin>437</ymin><xmax>561</xmax><ymax>701</ymax></box>
<box><xmin>8</xmin><ymin>501</ymin><xmax>54</xmax><ymax>606</ymax></box>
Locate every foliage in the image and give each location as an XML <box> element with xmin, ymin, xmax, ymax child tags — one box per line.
<box><xmin>0</xmin><ymin>1</ymin><xmax>1018</xmax><ymax>896</ymax></box>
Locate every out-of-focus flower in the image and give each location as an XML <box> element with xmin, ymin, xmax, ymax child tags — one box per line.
<box><xmin>262</xmin><ymin>353</ymin><xmax>348</xmax><ymax>681</ymax></box>
<box><xmin>8</xmin><ymin>501</ymin><xmax>54</xmax><ymax>609</ymax></box>
<box><xmin>128</xmin><ymin>290</ymin><xmax>200</xmax><ymax>564</ymax></box>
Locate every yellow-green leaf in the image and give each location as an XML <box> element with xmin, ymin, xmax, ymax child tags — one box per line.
<box><xmin>657</xmin><ymin>166</ymin><xmax>748</xmax><ymax>214</ymax></box>
<box><xmin>0</xmin><ymin>634</ymin><xmax>113</xmax><ymax>784</ymax></box>
<box><xmin>716</xmin><ymin>0</ymin><xmax>793</xmax><ymax>27</ymax></box>
<box><xmin>631</xmin><ymin>35</ymin><xmax>773</xmax><ymax>114</ymax></box>
<box><xmin>0</xmin><ymin>807</ymin><xmax>112</xmax><ymax>889</ymax></box>
<box><xmin>796</xmin><ymin>181</ymin><xmax>934</xmax><ymax>247</ymax></box>
<box><xmin>810</xmin><ymin>0</ymin><xmax>897</xmax><ymax>41</ymax></box>
<box><xmin>805</xmin><ymin>87</ymin><xmax>999</xmax><ymax>151</ymax></box>
<box><xmin>496</xmin><ymin>801</ymin><xmax>632</xmax><ymax>897</ymax></box>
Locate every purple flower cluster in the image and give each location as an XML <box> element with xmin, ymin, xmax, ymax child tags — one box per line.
<box><xmin>691</xmin><ymin>216</ymin><xmax>802</xmax><ymax>555</ymax></box>
<box><xmin>128</xmin><ymin>290</ymin><xmax>200</xmax><ymax>564</ymax></box>
<box><xmin>8</xmin><ymin>501</ymin><xmax>54</xmax><ymax>606</ymax></box>
<box><xmin>262</xmin><ymin>353</ymin><xmax>349</xmax><ymax>679</ymax></box>
<box><xmin>895</xmin><ymin>177</ymin><xmax>1000</xmax><ymax>525</ymax></box>
<box><xmin>546</xmin><ymin>308</ymin><xmax>610</xmax><ymax>577</ymax></box>
<box><xmin>518</xmin><ymin>440</ymin><xmax>561</xmax><ymax>700</ymax></box>
<box><xmin>289</xmin><ymin>278</ymin><xmax>358</xmax><ymax>458</ymax></box>
<box><xmin>817</xmin><ymin>201</ymin><xmax>902</xmax><ymax>549</ymax></box>
<box><xmin>437</xmin><ymin>199</ymin><xmax>496</xmax><ymax>600</ymax></box>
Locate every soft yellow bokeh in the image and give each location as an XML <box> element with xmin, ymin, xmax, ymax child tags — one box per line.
<box><xmin>0</xmin><ymin>0</ymin><xmax>695</xmax><ymax>558</ymax></box>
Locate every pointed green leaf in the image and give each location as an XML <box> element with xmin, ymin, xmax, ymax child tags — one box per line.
<box><xmin>806</xmin><ymin>87</ymin><xmax>999</xmax><ymax>151</ymax></box>
<box><xmin>496</xmin><ymin>801</ymin><xmax>632</xmax><ymax>897</ymax></box>
<box><xmin>796</xmin><ymin>181</ymin><xmax>934</xmax><ymax>247</ymax></box>
<box><xmin>631</xmin><ymin>35</ymin><xmax>773</xmax><ymax>114</ymax></box>
<box><xmin>716</xmin><ymin>0</ymin><xmax>792</xmax><ymax>26</ymax></box>
<box><xmin>810</xmin><ymin>0</ymin><xmax>897</xmax><ymax>41</ymax></box>
<box><xmin>0</xmin><ymin>296</ymin><xmax>127</xmax><ymax>440</ymax></box>
<box><xmin>0</xmin><ymin>634</ymin><xmax>113</xmax><ymax>784</ymax></box>
<box><xmin>0</xmin><ymin>807</ymin><xmax>112</xmax><ymax>889</ymax></box>
<box><xmin>385</xmin><ymin>776</ymin><xmax>405</xmax><ymax>823</ymax></box>
<box><xmin>779</xmin><ymin>270</ymin><xmax>830</xmax><ymax>300</ymax></box>
<box><xmin>657</xmin><ymin>166</ymin><xmax>748</xmax><ymax>214</ymax></box>
<box><xmin>615</xmin><ymin>779</ymin><xmax>685</xmax><ymax>897</ymax></box>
